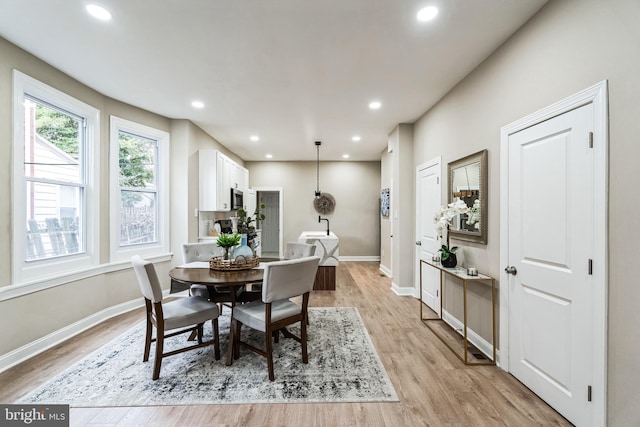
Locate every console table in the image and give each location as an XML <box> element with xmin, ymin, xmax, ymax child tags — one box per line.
<box><xmin>419</xmin><ymin>259</ymin><xmax>496</xmax><ymax>365</ymax></box>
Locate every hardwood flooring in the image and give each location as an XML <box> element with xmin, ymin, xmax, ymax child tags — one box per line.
<box><xmin>0</xmin><ymin>262</ymin><xmax>572</xmax><ymax>426</ymax></box>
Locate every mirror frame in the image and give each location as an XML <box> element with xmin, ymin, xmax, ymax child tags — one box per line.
<box><xmin>447</xmin><ymin>149</ymin><xmax>488</xmax><ymax>244</ymax></box>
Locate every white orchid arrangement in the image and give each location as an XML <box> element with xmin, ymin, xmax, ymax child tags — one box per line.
<box><xmin>433</xmin><ymin>198</ymin><xmax>469</xmax><ymax>261</ymax></box>
<box><xmin>434</xmin><ymin>199</ymin><xmax>469</xmax><ymax>239</ymax></box>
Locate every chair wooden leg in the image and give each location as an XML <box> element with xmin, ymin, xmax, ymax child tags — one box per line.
<box><xmin>197</xmin><ymin>323</ymin><xmax>204</xmax><ymax>344</ymax></box>
<box><xmin>143</xmin><ymin>317</ymin><xmax>152</xmax><ymax>362</ymax></box>
<box><xmin>272</xmin><ymin>330</ymin><xmax>279</xmax><ymax>343</ymax></box>
<box><xmin>301</xmin><ymin>314</ymin><xmax>309</xmax><ymax>364</ymax></box>
<box><xmin>213</xmin><ymin>318</ymin><xmax>220</xmax><ymax>360</ymax></box>
<box><xmin>266</xmin><ymin>326</ymin><xmax>275</xmax><ymax>381</ymax></box>
<box><xmin>152</xmin><ymin>331</ymin><xmax>164</xmax><ymax>380</ymax></box>
<box><xmin>225</xmin><ymin>319</ymin><xmax>236</xmax><ymax>366</ymax></box>
<box><xmin>234</xmin><ymin>322</ymin><xmax>242</xmax><ymax>360</ymax></box>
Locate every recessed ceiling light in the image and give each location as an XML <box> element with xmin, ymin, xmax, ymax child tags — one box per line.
<box><xmin>342</xmin><ymin>154</ymin><xmax>350</xmax><ymax>159</ymax></box>
<box><xmin>86</xmin><ymin>4</ymin><xmax>112</xmax><ymax>21</ymax></box>
<box><xmin>191</xmin><ymin>100</ymin><xmax>204</xmax><ymax>109</ymax></box>
<box><xmin>352</xmin><ymin>136</ymin><xmax>361</xmax><ymax>142</ymax></box>
<box><xmin>250</xmin><ymin>135</ymin><xmax>260</xmax><ymax>142</ymax></box>
<box><xmin>417</xmin><ymin>6</ymin><xmax>438</xmax><ymax>22</ymax></box>
<box><xmin>369</xmin><ymin>101</ymin><xmax>382</xmax><ymax>110</ymax></box>
<box><xmin>265</xmin><ymin>154</ymin><xmax>273</xmax><ymax>159</ymax></box>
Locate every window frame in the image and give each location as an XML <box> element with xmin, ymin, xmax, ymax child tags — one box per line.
<box><xmin>109</xmin><ymin>116</ymin><xmax>170</xmax><ymax>262</ymax></box>
<box><xmin>12</xmin><ymin>70</ymin><xmax>100</xmax><ymax>285</ymax></box>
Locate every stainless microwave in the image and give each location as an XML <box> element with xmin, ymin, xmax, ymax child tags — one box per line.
<box><xmin>231</xmin><ymin>188</ymin><xmax>243</xmax><ymax>210</ymax></box>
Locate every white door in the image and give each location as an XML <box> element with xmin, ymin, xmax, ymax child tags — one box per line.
<box><xmin>259</xmin><ymin>191</ymin><xmax>280</xmax><ymax>255</ymax></box>
<box><xmin>415</xmin><ymin>158</ymin><xmax>441</xmax><ymax>314</ymax></box>
<box><xmin>506</xmin><ymin>104</ymin><xmax>595</xmax><ymax>425</ymax></box>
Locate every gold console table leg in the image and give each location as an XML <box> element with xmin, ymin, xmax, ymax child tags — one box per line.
<box><xmin>419</xmin><ymin>259</ymin><xmax>496</xmax><ymax>366</ymax></box>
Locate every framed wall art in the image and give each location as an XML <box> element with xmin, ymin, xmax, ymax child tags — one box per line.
<box><xmin>380</xmin><ymin>188</ymin><xmax>390</xmax><ymax>217</ymax></box>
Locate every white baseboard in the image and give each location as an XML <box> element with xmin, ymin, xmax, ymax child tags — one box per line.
<box><xmin>391</xmin><ymin>282</ymin><xmax>417</xmax><ymax>297</ymax></box>
<box><xmin>441</xmin><ymin>309</ymin><xmax>499</xmax><ymax>363</ymax></box>
<box><xmin>0</xmin><ymin>291</ymin><xmax>174</xmax><ymax>374</ymax></box>
<box><xmin>339</xmin><ymin>256</ymin><xmax>380</xmax><ymax>262</ymax></box>
<box><xmin>379</xmin><ymin>264</ymin><xmax>392</xmax><ymax>278</ymax></box>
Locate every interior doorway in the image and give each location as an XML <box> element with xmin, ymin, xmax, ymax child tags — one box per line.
<box><xmin>255</xmin><ymin>187</ymin><xmax>283</xmax><ymax>257</ymax></box>
<box><xmin>500</xmin><ymin>81</ymin><xmax>608</xmax><ymax>426</ymax></box>
<box><xmin>415</xmin><ymin>157</ymin><xmax>441</xmax><ymax>311</ymax></box>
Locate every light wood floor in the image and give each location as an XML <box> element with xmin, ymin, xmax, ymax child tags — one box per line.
<box><xmin>1</xmin><ymin>262</ymin><xmax>572</xmax><ymax>426</ymax></box>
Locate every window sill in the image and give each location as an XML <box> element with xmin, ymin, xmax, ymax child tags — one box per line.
<box><xmin>0</xmin><ymin>253</ymin><xmax>173</xmax><ymax>302</ymax></box>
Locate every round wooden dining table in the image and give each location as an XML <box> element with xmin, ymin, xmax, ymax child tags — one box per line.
<box><xmin>169</xmin><ymin>265</ymin><xmax>265</xmax><ymax>288</ymax></box>
<box><xmin>168</xmin><ymin>258</ymin><xmax>279</xmax><ymax>364</ymax></box>
<box><xmin>168</xmin><ymin>257</ymin><xmax>281</xmax><ymax>300</ymax></box>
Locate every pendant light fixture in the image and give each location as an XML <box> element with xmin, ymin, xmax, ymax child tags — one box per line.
<box><xmin>313</xmin><ymin>141</ymin><xmax>336</xmax><ymax>215</ymax></box>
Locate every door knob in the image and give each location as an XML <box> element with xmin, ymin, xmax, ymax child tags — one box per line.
<box><xmin>415</xmin><ymin>241</ymin><xmax>422</xmax><ymax>246</ymax></box>
<box><xmin>505</xmin><ymin>266</ymin><xmax>517</xmax><ymax>275</ymax></box>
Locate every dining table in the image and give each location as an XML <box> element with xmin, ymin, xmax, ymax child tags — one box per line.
<box><xmin>168</xmin><ymin>258</ymin><xmax>279</xmax><ymax>364</ymax></box>
<box><xmin>169</xmin><ymin>261</ymin><xmax>268</xmax><ymax>294</ymax></box>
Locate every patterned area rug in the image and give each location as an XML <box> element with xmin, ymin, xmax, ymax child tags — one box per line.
<box><xmin>18</xmin><ymin>307</ymin><xmax>398</xmax><ymax>407</ymax></box>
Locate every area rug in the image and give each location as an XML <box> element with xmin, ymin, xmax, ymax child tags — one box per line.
<box><xmin>18</xmin><ymin>307</ymin><xmax>398</xmax><ymax>407</ymax></box>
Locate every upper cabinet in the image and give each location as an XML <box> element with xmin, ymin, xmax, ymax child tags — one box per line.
<box><xmin>229</xmin><ymin>160</ymin><xmax>248</xmax><ymax>192</ymax></box>
<box><xmin>199</xmin><ymin>149</ymin><xmax>248</xmax><ymax>212</ymax></box>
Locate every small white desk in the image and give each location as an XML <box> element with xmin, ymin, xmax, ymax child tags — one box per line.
<box><xmin>419</xmin><ymin>259</ymin><xmax>496</xmax><ymax>365</ymax></box>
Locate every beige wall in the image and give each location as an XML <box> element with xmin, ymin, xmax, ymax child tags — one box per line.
<box><xmin>246</xmin><ymin>161</ymin><xmax>381</xmax><ymax>257</ymax></box>
<box><xmin>412</xmin><ymin>0</ymin><xmax>640</xmax><ymax>424</ymax></box>
<box><xmin>0</xmin><ymin>38</ymin><xmax>232</xmax><ymax>358</ymax></box>
<box><xmin>379</xmin><ymin>149</ymin><xmax>392</xmax><ymax>272</ymax></box>
<box><xmin>0</xmin><ymin>37</ymin><xmax>178</xmax><ymax>356</ymax></box>
<box><xmin>389</xmin><ymin>124</ymin><xmax>415</xmax><ymax>291</ymax></box>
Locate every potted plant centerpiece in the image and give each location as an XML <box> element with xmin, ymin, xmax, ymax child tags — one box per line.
<box><xmin>236</xmin><ymin>203</ymin><xmax>265</xmax><ymax>256</ymax></box>
<box><xmin>216</xmin><ymin>232</ymin><xmax>241</xmax><ymax>261</ymax></box>
<box><xmin>433</xmin><ymin>199</ymin><xmax>470</xmax><ymax>268</ymax></box>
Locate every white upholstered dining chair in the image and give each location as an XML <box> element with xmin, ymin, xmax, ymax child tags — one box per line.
<box><xmin>242</xmin><ymin>242</ymin><xmax>317</xmax><ymax>299</ymax></box>
<box><xmin>181</xmin><ymin>242</ymin><xmax>223</xmax><ymax>297</ymax></box>
<box><xmin>284</xmin><ymin>242</ymin><xmax>316</xmax><ymax>259</ymax></box>
<box><xmin>226</xmin><ymin>256</ymin><xmax>320</xmax><ymax>381</ymax></box>
<box><xmin>131</xmin><ymin>255</ymin><xmax>221</xmax><ymax>380</ymax></box>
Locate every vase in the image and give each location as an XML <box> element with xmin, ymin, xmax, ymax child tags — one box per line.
<box><xmin>441</xmin><ymin>253</ymin><xmax>457</xmax><ymax>268</ymax></box>
<box><xmin>233</xmin><ymin>234</ymin><xmax>254</xmax><ymax>260</ymax></box>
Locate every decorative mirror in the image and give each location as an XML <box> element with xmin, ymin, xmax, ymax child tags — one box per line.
<box><xmin>448</xmin><ymin>149</ymin><xmax>487</xmax><ymax>244</ymax></box>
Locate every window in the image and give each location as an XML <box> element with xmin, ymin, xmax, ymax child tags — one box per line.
<box><xmin>110</xmin><ymin>116</ymin><xmax>169</xmax><ymax>261</ymax></box>
<box><xmin>12</xmin><ymin>70</ymin><xmax>100</xmax><ymax>284</ymax></box>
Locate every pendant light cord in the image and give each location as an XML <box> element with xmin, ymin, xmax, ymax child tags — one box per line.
<box><xmin>315</xmin><ymin>141</ymin><xmax>321</xmax><ymax>197</ymax></box>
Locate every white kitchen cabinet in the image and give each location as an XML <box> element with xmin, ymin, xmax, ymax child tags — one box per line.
<box><xmin>246</xmin><ymin>188</ymin><xmax>256</xmax><ymax>215</ymax></box>
<box><xmin>240</xmin><ymin>166</ymin><xmax>249</xmax><ymax>194</ymax></box>
<box><xmin>199</xmin><ymin>149</ymin><xmax>249</xmax><ymax>212</ymax></box>
<box><xmin>229</xmin><ymin>161</ymin><xmax>248</xmax><ymax>194</ymax></box>
<box><xmin>199</xmin><ymin>149</ymin><xmax>223</xmax><ymax>211</ymax></box>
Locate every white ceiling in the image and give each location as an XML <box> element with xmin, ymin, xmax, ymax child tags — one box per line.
<box><xmin>0</xmin><ymin>0</ymin><xmax>547</xmax><ymax>161</ymax></box>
